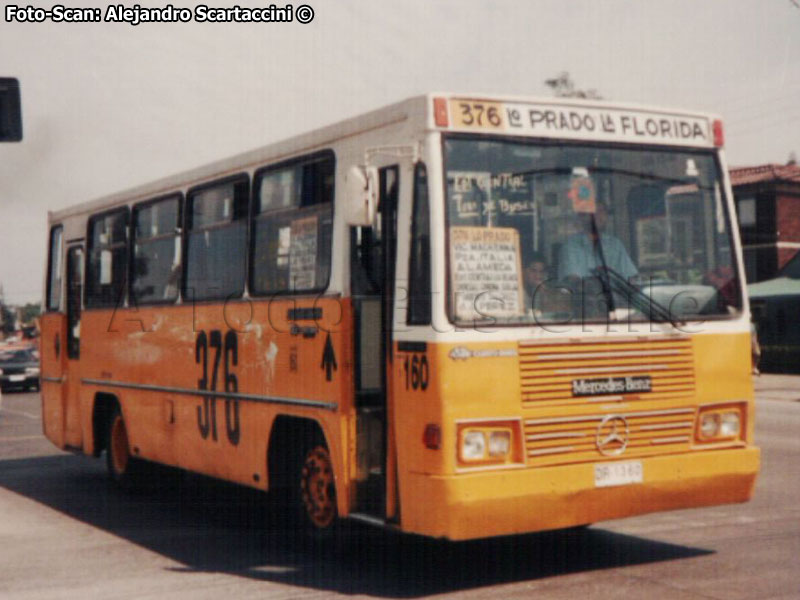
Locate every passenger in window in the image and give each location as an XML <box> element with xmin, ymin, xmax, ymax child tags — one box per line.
<box><xmin>522</xmin><ymin>254</ymin><xmax>548</xmax><ymax>308</ymax></box>
<box><xmin>703</xmin><ymin>264</ymin><xmax>738</xmax><ymax>311</ymax></box>
<box><xmin>523</xmin><ymin>253</ymin><xmax>568</xmax><ymax>315</ymax></box>
<box><xmin>557</xmin><ymin>202</ymin><xmax>637</xmax><ymax>281</ymax></box>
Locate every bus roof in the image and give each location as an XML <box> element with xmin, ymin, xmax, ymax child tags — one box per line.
<box><xmin>49</xmin><ymin>94</ymin><xmax>424</xmax><ymax>223</ymax></box>
<box><xmin>49</xmin><ymin>93</ymin><xmax>721</xmax><ymax>223</ymax></box>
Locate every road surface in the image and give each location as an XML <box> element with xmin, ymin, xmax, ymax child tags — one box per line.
<box><xmin>0</xmin><ymin>382</ymin><xmax>797</xmax><ymax>599</ymax></box>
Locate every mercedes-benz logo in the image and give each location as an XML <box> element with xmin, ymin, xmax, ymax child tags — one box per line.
<box><xmin>596</xmin><ymin>414</ymin><xmax>629</xmax><ymax>456</ymax></box>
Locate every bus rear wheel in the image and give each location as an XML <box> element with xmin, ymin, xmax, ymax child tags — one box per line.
<box><xmin>106</xmin><ymin>407</ymin><xmax>139</xmax><ymax>487</ymax></box>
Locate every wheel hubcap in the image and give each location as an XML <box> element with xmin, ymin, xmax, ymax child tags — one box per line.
<box><xmin>300</xmin><ymin>446</ymin><xmax>336</xmax><ymax>529</ymax></box>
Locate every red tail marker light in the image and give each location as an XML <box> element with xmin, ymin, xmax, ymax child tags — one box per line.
<box><xmin>423</xmin><ymin>424</ymin><xmax>441</xmax><ymax>449</ymax></box>
<box><xmin>433</xmin><ymin>97</ymin><xmax>449</xmax><ymax>127</ymax></box>
<box><xmin>713</xmin><ymin>119</ymin><xmax>724</xmax><ymax>148</ymax></box>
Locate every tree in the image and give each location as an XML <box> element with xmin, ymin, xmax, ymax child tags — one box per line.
<box><xmin>19</xmin><ymin>302</ymin><xmax>41</xmax><ymax>324</ymax></box>
<box><xmin>545</xmin><ymin>72</ymin><xmax>603</xmax><ymax>99</ymax></box>
<box><xmin>0</xmin><ymin>303</ymin><xmax>14</xmax><ymax>336</ymax></box>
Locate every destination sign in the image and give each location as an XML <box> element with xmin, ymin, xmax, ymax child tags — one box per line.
<box><xmin>446</xmin><ymin>98</ymin><xmax>713</xmax><ymax>148</ymax></box>
<box><xmin>572</xmin><ymin>376</ymin><xmax>652</xmax><ymax>397</ymax></box>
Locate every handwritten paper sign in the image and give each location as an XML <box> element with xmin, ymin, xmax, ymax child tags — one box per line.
<box><xmin>289</xmin><ymin>216</ymin><xmax>318</xmax><ymax>290</ymax></box>
<box><xmin>449</xmin><ymin>171</ymin><xmax>534</xmax><ymax>225</ymax></box>
<box><xmin>450</xmin><ymin>226</ymin><xmax>524</xmax><ymax>321</ymax></box>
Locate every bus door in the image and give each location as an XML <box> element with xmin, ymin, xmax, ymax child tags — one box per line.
<box><xmin>351</xmin><ymin>165</ymin><xmax>399</xmax><ymax>519</ymax></box>
<box><xmin>62</xmin><ymin>244</ymin><xmax>84</xmax><ymax>448</ymax></box>
<box><xmin>42</xmin><ymin>242</ymin><xmax>83</xmax><ymax>449</ymax></box>
<box><xmin>41</xmin><ymin>227</ymin><xmax>67</xmax><ymax>447</ymax></box>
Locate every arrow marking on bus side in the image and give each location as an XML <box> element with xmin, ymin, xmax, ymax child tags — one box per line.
<box><xmin>321</xmin><ymin>333</ymin><xmax>337</xmax><ymax>382</ymax></box>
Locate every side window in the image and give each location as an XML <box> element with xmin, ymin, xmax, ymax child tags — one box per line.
<box><xmin>66</xmin><ymin>246</ymin><xmax>83</xmax><ymax>359</ymax></box>
<box><xmin>184</xmin><ymin>176</ymin><xmax>249</xmax><ymax>301</ymax></box>
<box><xmin>86</xmin><ymin>208</ymin><xmax>129</xmax><ymax>309</ymax></box>
<box><xmin>46</xmin><ymin>225</ymin><xmax>64</xmax><ymax>311</ymax></box>
<box><xmin>131</xmin><ymin>195</ymin><xmax>181</xmax><ymax>305</ymax></box>
<box><xmin>408</xmin><ymin>163</ymin><xmax>431</xmax><ymax>324</ymax></box>
<box><xmin>251</xmin><ymin>153</ymin><xmax>334</xmax><ymax>294</ymax></box>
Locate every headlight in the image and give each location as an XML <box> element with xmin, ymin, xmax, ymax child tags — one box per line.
<box><xmin>488</xmin><ymin>431</ymin><xmax>511</xmax><ymax>457</ymax></box>
<box><xmin>458</xmin><ymin>423</ymin><xmax>518</xmax><ymax>465</ymax></box>
<box><xmin>719</xmin><ymin>412</ymin><xmax>740</xmax><ymax>437</ymax></box>
<box><xmin>696</xmin><ymin>405</ymin><xmax>743</xmax><ymax>442</ymax></box>
<box><xmin>461</xmin><ymin>431</ymin><xmax>486</xmax><ymax>460</ymax></box>
<box><xmin>700</xmin><ymin>413</ymin><xmax>720</xmax><ymax>438</ymax></box>
<box><xmin>25</xmin><ymin>367</ymin><xmax>40</xmax><ymax>376</ymax></box>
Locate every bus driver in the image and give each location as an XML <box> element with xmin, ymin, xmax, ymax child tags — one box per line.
<box><xmin>558</xmin><ymin>201</ymin><xmax>637</xmax><ymax>282</ymax></box>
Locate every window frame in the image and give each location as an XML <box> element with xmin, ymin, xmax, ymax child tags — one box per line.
<box><xmin>736</xmin><ymin>196</ymin><xmax>756</xmax><ymax>228</ymax></box>
<box><xmin>130</xmin><ymin>193</ymin><xmax>183</xmax><ymax>307</ymax></box>
<box><xmin>248</xmin><ymin>149</ymin><xmax>336</xmax><ymax>297</ymax></box>
<box><xmin>45</xmin><ymin>224</ymin><xmax>64</xmax><ymax>312</ymax></box>
<box><xmin>440</xmin><ymin>132</ymin><xmax>745</xmax><ymax>326</ymax></box>
<box><xmin>85</xmin><ymin>206</ymin><xmax>130</xmax><ymax>310</ymax></box>
<box><xmin>407</xmin><ymin>162</ymin><xmax>432</xmax><ymax>325</ymax></box>
<box><xmin>182</xmin><ymin>173</ymin><xmax>250</xmax><ymax>303</ymax></box>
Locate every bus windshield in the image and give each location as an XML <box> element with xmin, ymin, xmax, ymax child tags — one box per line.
<box><xmin>444</xmin><ymin>136</ymin><xmax>741</xmax><ymax>325</ymax></box>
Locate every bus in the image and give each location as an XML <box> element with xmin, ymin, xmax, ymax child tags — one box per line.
<box><xmin>40</xmin><ymin>94</ymin><xmax>760</xmax><ymax>540</ymax></box>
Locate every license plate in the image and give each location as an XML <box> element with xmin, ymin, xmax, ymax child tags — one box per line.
<box><xmin>594</xmin><ymin>460</ymin><xmax>643</xmax><ymax>487</ymax></box>
<box><xmin>9</xmin><ymin>375</ymin><xmax>25</xmax><ymax>383</ymax></box>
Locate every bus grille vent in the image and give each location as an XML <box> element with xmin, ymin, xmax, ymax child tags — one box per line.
<box><xmin>523</xmin><ymin>407</ymin><xmax>697</xmax><ymax>466</ymax></box>
<box><xmin>518</xmin><ymin>336</ymin><xmax>695</xmax><ymax>410</ymax></box>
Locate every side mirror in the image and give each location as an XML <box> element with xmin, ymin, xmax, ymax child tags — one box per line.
<box><xmin>0</xmin><ymin>78</ymin><xmax>22</xmax><ymax>142</ymax></box>
<box><xmin>343</xmin><ymin>165</ymin><xmax>378</xmax><ymax>227</ymax></box>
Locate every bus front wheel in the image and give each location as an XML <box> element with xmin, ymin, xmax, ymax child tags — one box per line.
<box><xmin>299</xmin><ymin>445</ymin><xmax>338</xmax><ymax>530</ymax></box>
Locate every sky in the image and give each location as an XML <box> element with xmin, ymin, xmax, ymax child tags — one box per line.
<box><xmin>0</xmin><ymin>0</ymin><xmax>798</xmax><ymax>305</ymax></box>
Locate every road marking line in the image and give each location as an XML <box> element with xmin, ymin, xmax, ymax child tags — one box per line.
<box><xmin>0</xmin><ymin>408</ymin><xmax>39</xmax><ymax>420</ymax></box>
<box><xmin>0</xmin><ymin>435</ymin><xmax>45</xmax><ymax>442</ymax></box>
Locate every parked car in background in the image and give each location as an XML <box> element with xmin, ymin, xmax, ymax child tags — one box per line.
<box><xmin>749</xmin><ymin>252</ymin><xmax>800</xmax><ymax>373</ymax></box>
<box><xmin>0</xmin><ymin>347</ymin><xmax>40</xmax><ymax>392</ymax></box>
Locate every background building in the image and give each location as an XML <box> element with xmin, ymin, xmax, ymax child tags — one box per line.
<box><xmin>730</xmin><ymin>161</ymin><xmax>800</xmax><ymax>283</ymax></box>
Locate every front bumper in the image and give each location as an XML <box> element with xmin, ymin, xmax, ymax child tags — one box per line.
<box><xmin>401</xmin><ymin>447</ymin><xmax>760</xmax><ymax>540</ymax></box>
<box><xmin>0</xmin><ymin>374</ymin><xmax>39</xmax><ymax>389</ymax></box>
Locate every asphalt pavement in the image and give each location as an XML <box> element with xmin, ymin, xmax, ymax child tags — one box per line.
<box><xmin>753</xmin><ymin>373</ymin><xmax>800</xmax><ymax>402</ymax></box>
<box><xmin>0</xmin><ymin>376</ymin><xmax>798</xmax><ymax>599</ymax></box>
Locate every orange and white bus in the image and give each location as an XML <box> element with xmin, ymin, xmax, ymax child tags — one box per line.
<box><xmin>41</xmin><ymin>94</ymin><xmax>759</xmax><ymax>540</ymax></box>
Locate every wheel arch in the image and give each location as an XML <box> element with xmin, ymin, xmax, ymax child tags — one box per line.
<box><xmin>266</xmin><ymin>413</ymin><xmax>352</xmax><ymax>530</ymax></box>
<box><xmin>267</xmin><ymin>415</ymin><xmax>329</xmax><ymax>489</ymax></box>
<box><xmin>91</xmin><ymin>392</ymin><xmax>120</xmax><ymax>457</ymax></box>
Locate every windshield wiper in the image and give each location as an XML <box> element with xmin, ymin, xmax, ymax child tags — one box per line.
<box><xmin>589</xmin><ymin>218</ymin><xmax>616</xmax><ymax>314</ymax></box>
<box><xmin>594</xmin><ymin>266</ymin><xmax>683</xmax><ymax>328</ymax></box>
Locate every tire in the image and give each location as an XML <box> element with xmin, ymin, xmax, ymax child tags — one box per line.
<box><xmin>105</xmin><ymin>406</ymin><xmax>140</xmax><ymax>487</ymax></box>
<box><xmin>288</xmin><ymin>442</ymin><xmax>348</xmax><ymax>549</ymax></box>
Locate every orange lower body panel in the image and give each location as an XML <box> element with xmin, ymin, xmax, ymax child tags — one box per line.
<box><xmin>401</xmin><ymin>446</ymin><xmax>760</xmax><ymax>540</ymax></box>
